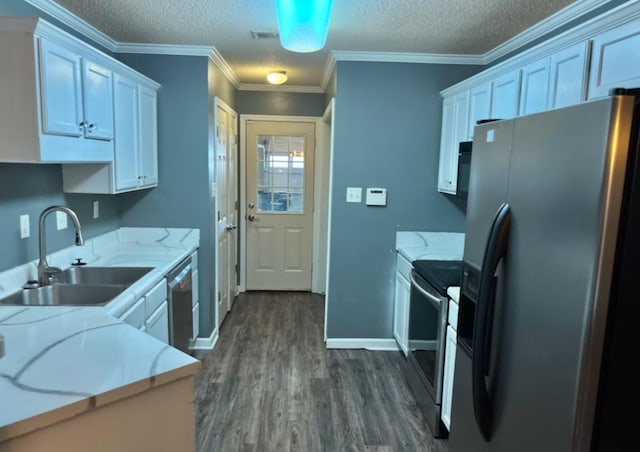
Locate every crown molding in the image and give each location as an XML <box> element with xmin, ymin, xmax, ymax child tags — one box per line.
<box><xmin>115</xmin><ymin>43</ymin><xmax>212</xmax><ymax>56</ymax></box>
<box><xmin>331</xmin><ymin>50</ymin><xmax>485</xmax><ymax>65</ymax></box>
<box><xmin>238</xmin><ymin>84</ymin><xmax>325</xmax><ymax>94</ymax></box>
<box><xmin>321</xmin><ymin>54</ymin><xmax>337</xmax><ymax>91</ymax></box>
<box><xmin>484</xmin><ymin>0</ymin><xmax>612</xmax><ymax>63</ymax></box>
<box><xmin>208</xmin><ymin>47</ymin><xmax>241</xmax><ymax>88</ymax></box>
<box><xmin>23</xmin><ymin>0</ymin><xmax>117</xmax><ymax>51</ymax></box>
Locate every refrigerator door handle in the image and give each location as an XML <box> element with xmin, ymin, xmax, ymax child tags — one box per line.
<box><xmin>472</xmin><ymin>202</ymin><xmax>511</xmax><ymax>442</ymax></box>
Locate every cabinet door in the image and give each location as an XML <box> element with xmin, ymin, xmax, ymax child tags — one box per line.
<box><xmin>113</xmin><ymin>74</ymin><xmax>140</xmax><ymax>191</ymax></box>
<box><xmin>438</xmin><ymin>96</ymin><xmax>456</xmax><ymax>194</ymax></box>
<box><xmin>519</xmin><ymin>58</ymin><xmax>550</xmax><ymax>116</ymax></box>
<box><xmin>82</xmin><ymin>61</ymin><xmax>114</xmax><ymax>141</ymax></box>
<box><xmin>38</xmin><ymin>39</ymin><xmax>83</xmax><ymax>137</ymax></box>
<box><xmin>468</xmin><ymin>82</ymin><xmax>492</xmax><ymax>140</ymax></box>
<box><xmin>138</xmin><ymin>85</ymin><xmax>158</xmax><ymax>188</ymax></box>
<box><xmin>393</xmin><ymin>272</ymin><xmax>410</xmax><ymax>355</ymax></box>
<box><xmin>441</xmin><ymin>325</ymin><xmax>457</xmax><ymax>430</ymax></box>
<box><xmin>548</xmin><ymin>42</ymin><xmax>589</xmax><ymax>109</ymax></box>
<box><xmin>146</xmin><ymin>300</ymin><xmax>169</xmax><ymax>344</ymax></box>
<box><xmin>588</xmin><ymin>19</ymin><xmax>640</xmax><ymax>99</ymax></box>
<box><xmin>491</xmin><ymin>70</ymin><xmax>520</xmax><ymax>119</ymax></box>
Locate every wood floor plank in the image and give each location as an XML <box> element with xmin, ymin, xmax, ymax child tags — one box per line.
<box><xmin>195</xmin><ymin>292</ymin><xmax>447</xmax><ymax>452</ymax></box>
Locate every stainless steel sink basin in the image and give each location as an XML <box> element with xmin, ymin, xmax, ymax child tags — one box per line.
<box><xmin>53</xmin><ymin>266</ymin><xmax>153</xmax><ymax>286</ymax></box>
<box><xmin>0</xmin><ymin>284</ymin><xmax>127</xmax><ymax>307</ymax></box>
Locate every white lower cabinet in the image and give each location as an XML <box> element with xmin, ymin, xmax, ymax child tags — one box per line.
<box><xmin>393</xmin><ymin>253</ymin><xmax>412</xmax><ymax>355</ymax></box>
<box><xmin>120</xmin><ymin>297</ymin><xmax>145</xmax><ymax>329</ymax></box>
<box><xmin>442</xmin><ymin>324</ymin><xmax>457</xmax><ymax>430</ymax></box>
<box><xmin>146</xmin><ymin>301</ymin><xmax>169</xmax><ymax>344</ymax></box>
<box><xmin>190</xmin><ymin>251</ymin><xmax>200</xmax><ymax>345</ymax></box>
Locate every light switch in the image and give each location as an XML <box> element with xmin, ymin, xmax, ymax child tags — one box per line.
<box><xmin>346</xmin><ymin>187</ymin><xmax>362</xmax><ymax>203</ymax></box>
<box><xmin>20</xmin><ymin>215</ymin><xmax>30</xmax><ymax>239</ymax></box>
<box><xmin>56</xmin><ymin>211</ymin><xmax>68</xmax><ymax>230</ymax></box>
<box><xmin>93</xmin><ymin>200</ymin><xmax>100</xmax><ymax>219</ymax></box>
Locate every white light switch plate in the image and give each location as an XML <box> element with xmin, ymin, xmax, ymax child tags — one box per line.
<box><xmin>93</xmin><ymin>200</ymin><xmax>100</xmax><ymax>219</ymax></box>
<box><xmin>20</xmin><ymin>214</ymin><xmax>30</xmax><ymax>239</ymax></box>
<box><xmin>346</xmin><ymin>187</ymin><xmax>362</xmax><ymax>203</ymax></box>
<box><xmin>56</xmin><ymin>211</ymin><xmax>68</xmax><ymax>230</ymax></box>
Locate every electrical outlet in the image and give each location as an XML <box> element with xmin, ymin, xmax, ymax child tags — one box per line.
<box><xmin>346</xmin><ymin>187</ymin><xmax>362</xmax><ymax>203</ymax></box>
<box><xmin>56</xmin><ymin>211</ymin><xmax>68</xmax><ymax>230</ymax></box>
<box><xmin>20</xmin><ymin>215</ymin><xmax>30</xmax><ymax>239</ymax></box>
<box><xmin>93</xmin><ymin>200</ymin><xmax>99</xmax><ymax>219</ymax></box>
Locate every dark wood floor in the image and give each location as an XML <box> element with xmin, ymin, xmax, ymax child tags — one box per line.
<box><xmin>194</xmin><ymin>292</ymin><xmax>447</xmax><ymax>452</ymax></box>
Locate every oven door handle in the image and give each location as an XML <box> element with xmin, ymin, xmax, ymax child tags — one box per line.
<box><xmin>410</xmin><ymin>272</ymin><xmax>442</xmax><ymax>308</ymax></box>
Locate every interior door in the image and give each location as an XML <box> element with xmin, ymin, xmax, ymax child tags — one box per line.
<box><xmin>245</xmin><ymin>121</ymin><xmax>315</xmax><ymax>290</ymax></box>
<box><xmin>216</xmin><ymin>105</ymin><xmax>230</xmax><ymax>327</ymax></box>
<box><xmin>227</xmin><ymin>111</ymin><xmax>239</xmax><ymax>304</ymax></box>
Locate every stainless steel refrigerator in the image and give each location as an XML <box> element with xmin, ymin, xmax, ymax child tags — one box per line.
<box><xmin>449</xmin><ymin>89</ymin><xmax>640</xmax><ymax>452</ymax></box>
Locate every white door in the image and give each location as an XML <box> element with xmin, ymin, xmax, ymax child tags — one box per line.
<box><xmin>245</xmin><ymin>121</ymin><xmax>315</xmax><ymax>290</ymax></box>
<box><xmin>227</xmin><ymin>110</ymin><xmax>239</xmax><ymax>304</ymax></box>
<box><xmin>216</xmin><ymin>105</ymin><xmax>230</xmax><ymax>327</ymax></box>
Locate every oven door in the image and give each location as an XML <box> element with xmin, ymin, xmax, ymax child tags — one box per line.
<box><xmin>408</xmin><ymin>269</ymin><xmax>449</xmax><ymax>404</ymax></box>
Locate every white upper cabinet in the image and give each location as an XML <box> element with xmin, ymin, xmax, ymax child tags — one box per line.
<box><xmin>82</xmin><ymin>61</ymin><xmax>114</xmax><ymax>141</ymax></box>
<box><xmin>548</xmin><ymin>42</ymin><xmax>589</xmax><ymax>109</ymax></box>
<box><xmin>39</xmin><ymin>39</ymin><xmax>84</xmax><ymax>138</ymax></box>
<box><xmin>438</xmin><ymin>92</ymin><xmax>468</xmax><ymax>195</ymax></box>
<box><xmin>519</xmin><ymin>58</ymin><xmax>550</xmax><ymax>116</ymax></box>
<box><xmin>468</xmin><ymin>82</ymin><xmax>492</xmax><ymax>140</ymax></box>
<box><xmin>491</xmin><ymin>70</ymin><xmax>520</xmax><ymax>120</ymax></box>
<box><xmin>588</xmin><ymin>19</ymin><xmax>640</xmax><ymax>99</ymax></box>
<box><xmin>138</xmin><ymin>85</ymin><xmax>159</xmax><ymax>188</ymax></box>
<box><xmin>113</xmin><ymin>74</ymin><xmax>140</xmax><ymax>192</ymax></box>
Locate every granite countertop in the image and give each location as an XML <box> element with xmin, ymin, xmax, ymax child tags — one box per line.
<box><xmin>0</xmin><ymin>227</ymin><xmax>201</xmax><ymax>442</ymax></box>
<box><xmin>396</xmin><ymin>231</ymin><xmax>465</xmax><ymax>262</ymax></box>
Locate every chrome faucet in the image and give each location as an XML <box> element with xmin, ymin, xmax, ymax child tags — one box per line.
<box><xmin>38</xmin><ymin>206</ymin><xmax>85</xmax><ymax>286</ymax></box>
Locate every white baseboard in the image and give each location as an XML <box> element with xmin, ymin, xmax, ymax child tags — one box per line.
<box><xmin>326</xmin><ymin>338</ymin><xmax>399</xmax><ymax>351</ymax></box>
<box><xmin>190</xmin><ymin>329</ymin><xmax>219</xmax><ymax>351</ymax></box>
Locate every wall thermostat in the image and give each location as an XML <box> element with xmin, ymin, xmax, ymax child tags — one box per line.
<box><xmin>366</xmin><ymin>188</ymin><xmax>387</xmax><ymax>206</ymax></box>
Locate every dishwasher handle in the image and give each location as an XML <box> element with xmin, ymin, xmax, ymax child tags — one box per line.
<box><xmin>168</xmin><ymin>257</ymin><xmax>192</xmax><ymax>289</ymax></box>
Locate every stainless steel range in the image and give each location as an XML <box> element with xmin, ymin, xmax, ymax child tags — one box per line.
<box><xmin>405</xmin><ymin>259</ymin><xmax>462</xmax><ymax>439</ymax></box>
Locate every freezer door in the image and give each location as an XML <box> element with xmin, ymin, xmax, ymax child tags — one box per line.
<box><xmin>487</xmin><ymin>97</ymin><xmax>634</xmax><ymax>451</ymax></box>
<box><xmin>463</xmin><ymin>120</ymin><xmax>515</xmax><ymax>270</ymax></box>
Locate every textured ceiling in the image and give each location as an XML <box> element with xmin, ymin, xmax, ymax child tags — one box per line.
<box><xmin>52</xmin><ymin>0</ymin><xmax>575</xmax><ymax>87</ymax></box>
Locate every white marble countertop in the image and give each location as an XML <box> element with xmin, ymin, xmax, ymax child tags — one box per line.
<box><xmin>448</xmin><ymin>287</ymin><xmax>460</xmax><ymax>303</ymax></box>
<box><xmin>396</xmin><ymin>231</ymin><xmax>465</xmax><ymax>262</ymax></box>
<box><xmin>0</xmin><ymin>227</ymin><xmax>201</xmax><ymax>442</ymax></box>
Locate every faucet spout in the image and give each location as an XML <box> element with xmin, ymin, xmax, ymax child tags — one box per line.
<box><xmin>38</xmin><ymin>206</ymin><xmax>85</xmax><ymax>286</ymax></box>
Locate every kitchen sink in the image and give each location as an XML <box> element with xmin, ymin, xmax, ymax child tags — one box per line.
<box><xmin>53</xmin><ymin>266</ymin><xmax>153</xmax><ymax>286</ymax></box>
<box><xmin>0</xmin><ymin>284</ymin><xmax>127</xmax><ymax>307</ymax></box>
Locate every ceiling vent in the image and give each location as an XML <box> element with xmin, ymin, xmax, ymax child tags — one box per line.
<box><xmin>250</xmin><ymin>31</ymin><xmax>280</xmax><ymax>39</ymax></box>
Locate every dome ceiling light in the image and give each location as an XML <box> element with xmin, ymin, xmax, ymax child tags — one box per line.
<box><xmin>275</xmin><ymin>0</ymin><xmax>333</xmax><ymax>53</ymax></box>
<box><xmin>266</xmin><ymin>71</ymin><xmax>288</xmax><ymax>85</ymax></box>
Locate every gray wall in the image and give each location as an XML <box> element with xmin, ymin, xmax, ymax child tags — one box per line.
<box><xmin>115</xmin><ymin>54</ymin><xmax>216</xmax><ymax>336</ymax></box>
<box><xmin>326</xmin><ymin>61</ymin><xmax>481</xmax><ymax>339</ymax></box>
<box><xmin>236</xmin><ymin>91</ymin><xmax>326</xmax><ymax>117</ymax></box>
<box><xmin>0</xmin><ymin>0</ymin><xmax>113</xmax><ymax>54</ymax></box>
<box><xmin>0</xmin><ymin>164</ymin><xmax>120</xmax><ymax>271</ymax></box>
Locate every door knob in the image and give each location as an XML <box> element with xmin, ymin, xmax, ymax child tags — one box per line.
<box><xmin>226</xmin><ymin>223</ymin><xmax>237</xmax><ymax>231</ymax></box>
<box><xmin>248</xmin><ymin>202</ymin><xmax>255</xmax><ymax>209</ymax></box>
<box><xmin>247</xmin><ymin>215</ymin><xmax>256</xmax><ymax>222</ymax></box>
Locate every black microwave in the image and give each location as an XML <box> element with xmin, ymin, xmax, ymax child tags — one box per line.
<box><xmin>456</xmin><ymin>141</ymin><xmax>472</xmax><ymax>200</ymax></box>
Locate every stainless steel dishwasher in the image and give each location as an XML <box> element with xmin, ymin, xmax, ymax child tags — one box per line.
<box><xmin>167</xmin><ymin>257</ymin><xmax>193</xmax><ymax>353</ymax></box>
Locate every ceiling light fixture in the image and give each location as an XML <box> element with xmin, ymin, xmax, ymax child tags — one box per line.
<box><xmin>267</xmin><ymin>71</ymin><xmax>288</xmax><ymax>85</ymax></box>
<box><xmin>275</xmin><ymin>0</ymin><xmax>333</xmax><ymax>53</ymax></box>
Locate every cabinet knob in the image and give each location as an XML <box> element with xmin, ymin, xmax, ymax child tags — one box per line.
<box><xmin>78</xmin><ymin>121</ymin><xmax>87</xmax><ymax>130</ymax></box>
<box><xmin>87</xmin><ymin>122</ymin><xmax>97</xmax><ymax>132</ymax></box>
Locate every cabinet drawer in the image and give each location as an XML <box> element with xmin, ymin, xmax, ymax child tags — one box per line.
<box><xmin>449</xmin><ymin>299</ymin><xmax>459</xmax><ymax>331</ymax></box>
<box><xmin>146</xmin><ymin>300</ymin><xmax>169</xmax><ymax>344</ymax></box>
<box><xmin>396</xmin><ymin>253</ymin><xmax>413</xmax><ymax>281</ymax></box>
<box><xmin>192</xmin><ymin>303</ymin><xmax>200</xmax><ymax>340</ymax></box>
<box><xmin>145</xmin><ymin>278</ymin><xmax>167</xmax><ymax>315</ymax></box>
<box><xmin>120</xmin><ymin>297</ymin><xmax>145</xmax><ymax>329</ymax></box>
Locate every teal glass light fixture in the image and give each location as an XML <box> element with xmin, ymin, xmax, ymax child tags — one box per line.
<box><xmin>275</xmin><ymin>0</ymin><xmax>333</xmax><ymax>53</ymax></box>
